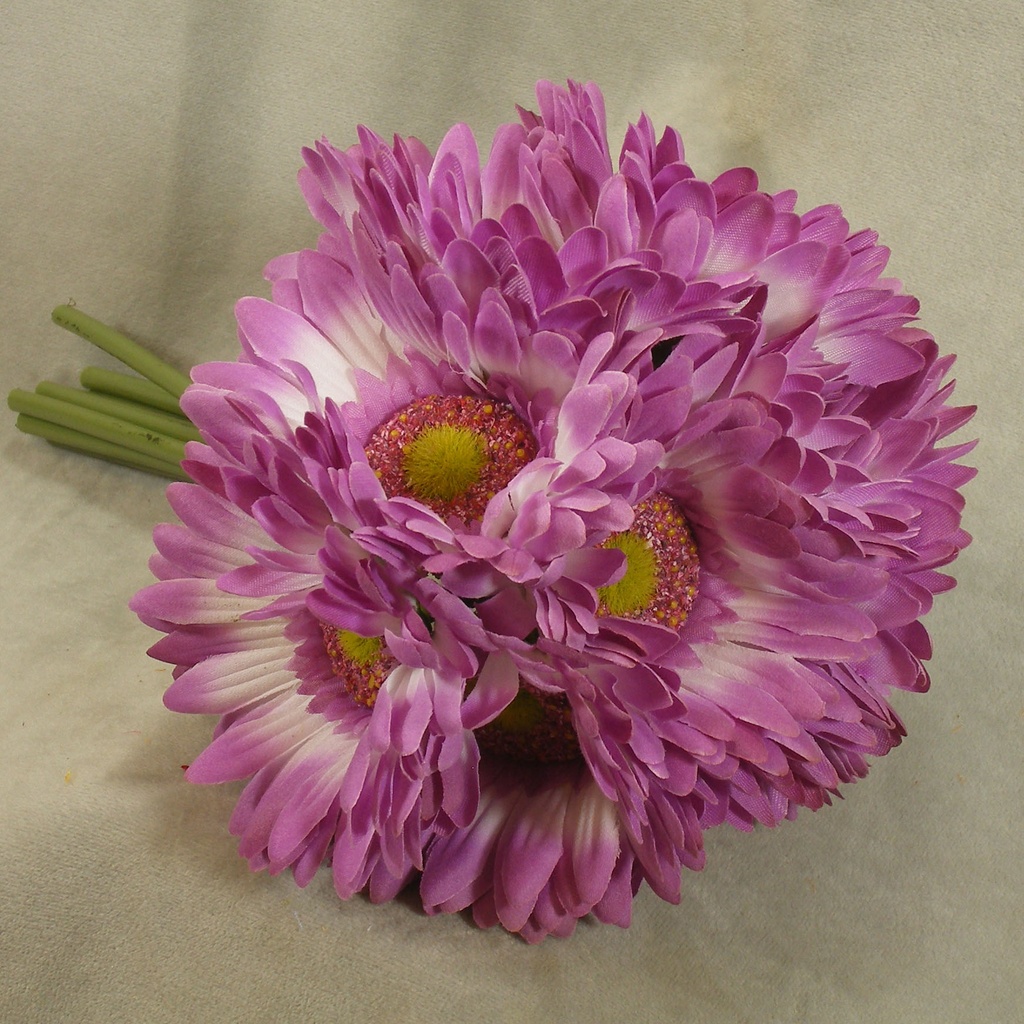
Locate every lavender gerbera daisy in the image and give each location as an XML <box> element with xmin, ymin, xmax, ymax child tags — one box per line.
<box><xmin>132</xmin><ymin>81</ymin><xmax>974</xmax><ymax>942</ymax></box>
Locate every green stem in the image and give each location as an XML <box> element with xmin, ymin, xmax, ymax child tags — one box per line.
<box><xmin>51</xmin><ymin>305</ymin><xmax>192</xmax><ymax>399</ymax></box>
<box><xmin>8</xmin><ymin>389</ymin><xmax>187</xmax><ymax>464</ymax></box>
<box><xmin>80</xmin><ymin>366</ymin><xmax>188</xmax><ymax>417</ymax></box>
<box><xmin>35</xmin><ymin>381</ymin><xmax>202</xmax><ymax>444</ymax></box>
<box><xmin>14</xmin><ymin>415</ymin><xmax>190</xmax><ymax>480</ymax></box>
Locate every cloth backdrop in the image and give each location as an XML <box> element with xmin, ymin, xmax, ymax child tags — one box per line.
<box><xmin>2</xmin><ymin>2</ymin><xmax>1020</xmax><ymax>1021</ymax></box>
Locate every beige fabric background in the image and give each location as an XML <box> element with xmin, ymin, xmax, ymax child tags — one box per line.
<box><xmin>2</xmin><ymin>2</ymin><xmax>1020</xmax><ymax>1021</ymax></box>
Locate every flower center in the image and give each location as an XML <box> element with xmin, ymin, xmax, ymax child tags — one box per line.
<box><xmin>597</xmin><ymin>493</ymin><xmax>699</xmax><ymax>629</ymax></box>
<box><xmin>403</xmin><ymin>425</ymin><xmax>486</xmax><ymax>501</ymax></box>
<box><xmin>320</xmin><ymin>624</ymin><xmax>394</xmax><ymax>707</ymax></box>
<box><xmin>365</xmin><ymin>395</ymin><xmax>537</xmax><ymax>520</ymax></box>
<box><xmin>320</xmin><ymin>622</ymin><xmax>580</xmax><ymax>763</ymax></box>
<box><xmin>473</xmin><ymin>685</ymin><xmax>580</xmax><ymax>764</ymax></box>
<box><xmin>598</xmin><ymin>532</ymin><xmax>659</xmax><ymax>616</ymax></box>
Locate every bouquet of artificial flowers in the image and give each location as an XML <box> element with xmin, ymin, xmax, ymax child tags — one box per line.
<box><xmin>9</xmin><ymin>81</ymin><xmax>974</xmax><ymax>942</ymax></box>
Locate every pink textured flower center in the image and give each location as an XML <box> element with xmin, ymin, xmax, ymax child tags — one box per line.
<box><xmin>320</xmin><ymin>623</ymin><xmax>581</xmax><ymax>763</ymax></box>
<box><xmin>365</xmin><ymin>395</ymin><xmax>537</xmax><ymax>521</ymax></box>
<box><xmin>320</xmin><ymin>624</ymin><xmax>395</xmax><ymax>707</ymax></box>
<box><xmin>473</xmin><ymin>685</ymin><xmax>581</xmax><ymax>764</ymax></box>
<box><xmin>598</xmin><ymin>494</ymin><xmax>699</xmax><ymax>629</ymax></box>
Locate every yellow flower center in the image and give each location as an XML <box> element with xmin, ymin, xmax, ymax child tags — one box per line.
<box><xmin>402</xmin><ymin>424</ymin><xmax>487</xmax><ymax>502</ymax></box>
<box><xmin>596</xmin><ymin>494</ymin><xmax>700</xmax><ymax>629</ymax></box>
<box><xmin>364</xmin><ymin>395</ymin><xmax>537</xmax><ymax>521</ymax></box>
<box><xmin>597</xmin><ymin>532</ymin><xmax>659</xmax><ymax>616</ymax></box>
<box><xmin>473</xmin><ymin>684</ymin><xmax>580</xmax><ymax>763</ymax></box>
<box><xmin>491</xmin><ymin>689</ymin><xmax>545</xmax><ymax>733</ymax></box>
<box><xmin>321</xmin><ymin>625</ymin><xmax>393</xmax><ymax>707</ymax></box>
<box><xmin>335</xmin><ymin>630</ymin><xmax>384</xmax><ymax>666</ymax></box>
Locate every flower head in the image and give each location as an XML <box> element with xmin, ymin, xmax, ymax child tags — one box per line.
<box><xmin>133</xmin><ymin>81</ymin><xmax>974</xmax><ymax>942</ymax></box>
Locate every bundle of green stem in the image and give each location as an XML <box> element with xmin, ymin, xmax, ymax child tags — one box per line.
<box><xmin>7</xmin><ymin>306</ymin><xmax>199</xmax><ymax>481</ymax></box>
